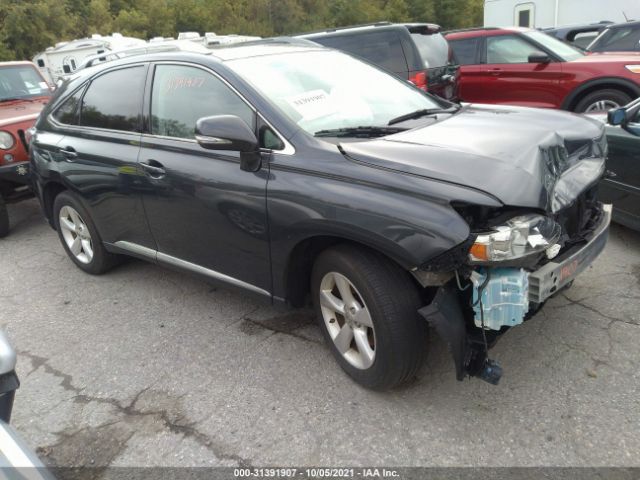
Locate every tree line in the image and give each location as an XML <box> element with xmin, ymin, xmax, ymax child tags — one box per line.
<box><xmin>0</xmin><ymin>0</ymin><xmax>483</xmax><ymax>61</ymax></box>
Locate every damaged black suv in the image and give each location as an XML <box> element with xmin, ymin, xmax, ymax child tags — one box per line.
<box><xmin>30</xmin><ymin>43</ymin><xmax>611</xmax><ymax>389</ymax></box>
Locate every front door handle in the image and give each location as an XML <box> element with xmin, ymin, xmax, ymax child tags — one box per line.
<box><xmin>488</xmin><ymin>68</ymin><xmax>502</xmax><ymax>76</ymax></box>
<box><xmin>59</xmin><ymin>146</ymin><xmax>78</xmax><ymax>161</ymax></box>
<box><xmin>140</xmin><ymin>160</ymin><xmax>166</xmax><ymax>178</ymax></box>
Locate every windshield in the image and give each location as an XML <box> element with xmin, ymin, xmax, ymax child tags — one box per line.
<box><xmin>524</xmin><ymin>31</ymin><xmax>584</xmax><ymax>61</ymax></box>
<box><xmin>227</xmin><ymin>50</ymin><xmax>443</xmax><ymax>135</ymax></box>
<box><xmin>588</xmin><ymin>26</ymin><xmax>640</xmax><ymax>52</ymax></box>
<box><xmin>411</xmin><ymin>33</ymin><xmax>452</xmax><ymax>68</ymax></box>
<box><xmin>0</xmin><ymin>65</ymin><xmax>50</xmax><ymax>101</ymax></box>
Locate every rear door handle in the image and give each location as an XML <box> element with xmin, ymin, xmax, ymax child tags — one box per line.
<box><xmin>140</xmin><ymin>160</ymin><xmax>166</xmax><ymax>178</ymax></box>
<box><xmin>59</xmin><ymin>146</ymin><xmax>78</xmax><ymax>161</ymax></box>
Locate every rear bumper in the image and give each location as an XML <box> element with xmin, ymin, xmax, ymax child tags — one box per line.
<box><xmin>528</xmin><ymin>204</ymin><xmax>611</xmax><ymax>303</ymax></box>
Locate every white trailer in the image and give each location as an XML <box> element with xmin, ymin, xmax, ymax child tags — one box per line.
<box><xmin>32</xmin><ymin>33</ymin><xmax>146</xmax><ymax>83</ymax></box>
<box><xmin>484</xmin><ymin>0</ymin><xmax>640</xmax><ymax>28</ymax></box>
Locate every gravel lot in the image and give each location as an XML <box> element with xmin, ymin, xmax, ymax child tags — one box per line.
<box><xmin>1</xmin><ymin>198</ymin><xmax>639</xmax><ymax>468</ymax></box>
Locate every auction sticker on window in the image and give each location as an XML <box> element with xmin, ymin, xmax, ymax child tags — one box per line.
<box><xmin>285</xmin><ymin>90</ymin><xmax>338</xmax><ymax>121</ymax></box>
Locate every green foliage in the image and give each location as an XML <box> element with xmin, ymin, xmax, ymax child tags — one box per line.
<box><xmin>0</xmin><ymin>0</ymin><xmax>484</xmax><ymax>60</ymax></box>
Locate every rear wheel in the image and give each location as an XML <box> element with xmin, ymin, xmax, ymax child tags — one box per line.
<box><xmin>0</xmin><ymin>196</ymin><xmax>8</xmax><ymax>238</ymax></box>
<box><xmin>311</xmin><ymin>245</ymin><xmax>427</xmax><ymax>390</ymax></box>
<box><xmin>53</xmin><ymin>191</ymin><xmax>120</xmax><ymax>274</ymax></box>
<box><xmin>574</xmin><ymin>89</ymin><xmax>632</xmax><ymax>113</ymax></box>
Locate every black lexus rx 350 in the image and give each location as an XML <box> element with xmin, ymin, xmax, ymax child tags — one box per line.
<box><xmin>30</xmin><ymin>43</ymin><xmax>611</xmax><ymax>389</ymax></box>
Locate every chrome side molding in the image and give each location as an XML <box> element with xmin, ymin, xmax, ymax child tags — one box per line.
<box><xmin>113</xmin><ymin>241</ymin><xmax>270</xmax><ymax>297</ymax></box>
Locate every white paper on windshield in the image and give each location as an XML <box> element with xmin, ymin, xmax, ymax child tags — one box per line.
<box><xmin>39</xmin><ymin>82</ymin><xmax>49</xmax><ymax>89</ymax></box>
<box><xmin>285</xmin><ymin>90</ymin><xmax>338</xmax><ymax>121</ymax></box>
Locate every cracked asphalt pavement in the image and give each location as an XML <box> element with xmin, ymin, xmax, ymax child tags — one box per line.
<box><xmin>1</xmin><ymin>199</ymin><xmax>639</xmax><ymax>468</ymax></box>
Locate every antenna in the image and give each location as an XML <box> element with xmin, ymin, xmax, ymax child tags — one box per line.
<box><xmin>623</xmin><ymin>11</ymin><xmax>630</xmax><ymax>22</ymax></box>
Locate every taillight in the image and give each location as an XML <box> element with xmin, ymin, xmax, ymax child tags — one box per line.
<box><xmin>409</xmin><ymin>71</ymin><xmax>428</xmax><ymax>91</ymax></box>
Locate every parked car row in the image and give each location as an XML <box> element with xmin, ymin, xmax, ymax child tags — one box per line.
<box><xmin>0</xmin><ymin>19</ymin><xmax>638</xmax><ymax>394</ymax></box>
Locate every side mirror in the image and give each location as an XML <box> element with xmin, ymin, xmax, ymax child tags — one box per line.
<box><xmin>528</xmin><ymin>51</ymin><xmax>550</xmax><ymax>64</ymax></box>
<box><xmin>607</xmin><ymin>107</ymin><xmax>627</xmax><ymax>126</ymax></box>
<box><xmin>195</xmin><ymin>115</ymin><xmax>261</xmax><ymax>172</ymax></box>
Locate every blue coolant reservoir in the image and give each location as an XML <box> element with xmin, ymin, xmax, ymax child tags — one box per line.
<box><xmin>471</xmin><ymin>268</ymin><xmax>529</xmax><ymax>331</ymax></box>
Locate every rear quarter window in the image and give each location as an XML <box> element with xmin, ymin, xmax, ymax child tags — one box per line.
<box><xmin>410</xmin><ymin>33</ymin><xmax>452</xmax><ymax>68</ymax></box>
<box><xmin>311</xmin><ymin>31</ymin><xmax>408</xmax><ymax>75</ymax></box>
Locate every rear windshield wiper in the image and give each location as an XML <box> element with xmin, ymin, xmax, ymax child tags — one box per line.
<box><xmin>314</xmin><ymin>126</ymin><xmax>406</xmax><ymax>138</ymax></box>
<box><xmin>387</xmin><ymin>106</ymin><xmax>460</xmax><ymax>126</ymax></box>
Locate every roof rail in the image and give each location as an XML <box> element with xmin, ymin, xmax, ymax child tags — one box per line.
<box><xmin>443</xmin><ymin>26</ymin><xmax>500</xmax><ymax>35</ymax></box>
<box><xmin>79</xmin><ymin>44</ymin><xmax>181</xmax><ymax>70</ymax></box>
<box><xmin>296</xmin><ymin>20</ymin><xmax>394</xmax><ymax>36</ymax></box>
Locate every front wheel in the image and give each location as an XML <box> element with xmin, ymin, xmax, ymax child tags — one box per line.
<box><xmin>311</xmin><ymin>245</ymin><xmax>427</xmax><ymax>390</ymax></box>
<box><xmin>0</xmin><ymin>196</ymin><xmax>8</xmax><ymax>238</ymax></box>
<box><xmin>574</xmin><ymin>89</ymin><xmax>632</xmax><ymax>113</ymax></box>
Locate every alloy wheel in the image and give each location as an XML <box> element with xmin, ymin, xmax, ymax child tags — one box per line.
<box><xmin>319</xmin><ymin>271</ymin><xmax>376</xmax><ymax>370</ymax></box>
<box><xmin>584</xmin><ymin>99</ymin><xmax>621</xmax><ymax>113</ymax></box>
<box><xmin>59</xmin><ymin>205</ymin><xmax>94</xmax><ymax>264</ymax></box>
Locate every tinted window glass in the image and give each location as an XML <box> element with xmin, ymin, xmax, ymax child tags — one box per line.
<box><xmin>572</xmin><ymin>31</ymin><xmax>599</xmax><ymax>49</ymax></box>
<box><xmin>590</xmin><ymin>26</ymin><xmax>640</xmax><ymax>52</ymax></box>
<box><xmin>80</xmin><ymin>66</ymin><xmax>145</xmax><ymax>131</ymax></box>
<box><xmin>313</xmin><ymin>31</ymin><xmax>408</xmax><ymax>74</ymax></box>
<box><xmin>486</xmin><ymin>35</ymin><xmax>539</xmax><ymax>63</ymax></box>
<box><xmin>411</xmin><ymin>33</ymin><xmax>451</xmax><ymax>68</ymax></box>
<box><xmin>449</xmin><ymin>38</ymin><xmax>480</xmax><ymax>65</ymax></box>
<box><xmin>151</xmin><ymin>65</ymin><xmax>254</xmax><ymax>139</ymax></box>
<box><xmin>53</xmin><ymin>87</ymin><xmax>85</xmax><ymax>125</ymax></box>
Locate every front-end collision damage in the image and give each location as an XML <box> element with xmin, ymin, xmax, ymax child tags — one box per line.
<box><xmin>415</xmin><ymin>132</ymin><xmax>611</xmax><ymax>386</ymax></box>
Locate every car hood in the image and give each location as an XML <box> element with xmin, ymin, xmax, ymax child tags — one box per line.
<box><xmin>0</xmin><ymin>98</ymin><xmax>48</xmax><ymax>128</ymax></box>
<box><xmin>570</xmin><ymin>53</ymin><xmax>640</xmax><ymax>63</ymax></box>
<box><xmin>339</xmin><ymin>104</ymin><xmax>605</xmax><ymax>211</ymax></box>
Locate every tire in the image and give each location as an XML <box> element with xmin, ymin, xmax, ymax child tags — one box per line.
<box><xmin>53</xmin><ymin>191</ymin><xmax>120</xmax><ymax>274</ymax></box>
<box><xmin>574</xmin><ymin>89</ymin><xmax>632</xmax><ymax>113</ymax></box>
<box><xmin>0</xmin><ymin>196</ymin><xmax>8</xmax><ymax>238</ymax></box>
<box><xmin>311</xmin><ymin>245</ymin><xmax>427</xmax><ymax>390</ymax></box>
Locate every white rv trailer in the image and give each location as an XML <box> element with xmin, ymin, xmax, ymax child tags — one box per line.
<box><xmin>484</xmin><ymin>0</ymin><xmax>640</xmax><ymax>28</ymax></box>
<box><xmin>32</xmin><ymin>33</ymin><xmax>146</xmax><ymax>83</ymax></box>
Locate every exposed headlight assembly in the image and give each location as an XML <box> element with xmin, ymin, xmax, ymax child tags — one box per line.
<box><xmin>469</xmin><ymin>214</ymin><xmax>561</xmax><ymax>263</ymax></box>
<box><xmin>0</xmin><ymin>131</ymin><xmax>14</xmax><ymax>150</ymax></box>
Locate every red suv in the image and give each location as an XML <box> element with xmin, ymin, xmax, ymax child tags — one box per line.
<box><xmin>445</xmin><ymin>27</ymin><xmax>640</xmax><ymax>112</ymax></box>
<box><xmin>0</xmin><ymin>61</ymin><xmax>51</xmax><ymax>236</ymax></box>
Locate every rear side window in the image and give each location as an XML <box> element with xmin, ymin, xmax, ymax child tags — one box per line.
<box><xmin>150</xmin><ymin>64</ymin><xmax>254</xmax><ymax>140</ymax></box>
<box><xmin>313</xmin><ymin>31</ymin><xmax>408</xmax><ymax>75</ymax></box>
<box><xmin>590</xmin><ymin>27</ymin><xmax>640</xmax><ymax>52</ymax></box>
<box><xmin>52</xmin><ymin>87</ymin><xmax>85</xmax><ymax>125</ymax></box>
<box><xmin>80</xmin><ymin>66</ymin><xmax>145</xmax><ymax>131</ymax></box>
<box><xmin>448</xmin><ymin>38</ymin><xmax>480</xmax><ymax>65</ymax></box>
<box><xmin>410</xmin><ymin>33</ymin><xmax>451</xmax><ymax>68</ymax></box>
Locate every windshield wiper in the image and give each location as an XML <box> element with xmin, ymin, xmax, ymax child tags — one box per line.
<box><xmin>0</xmin><ymin>97</ymin><xmax>23</xmax><ymax>103</ymax></box>
<box><xmin>314</xmin><ymin>126</ymin><xmax>406</xmax><ymax>138</ymax></box>
<box><xmin>387</xmin><ymin>106</ymin><xmax>460</xmax><ymax>126</ymax></box>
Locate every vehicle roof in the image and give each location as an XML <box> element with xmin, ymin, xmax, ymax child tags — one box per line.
<box><xmin>445</xmin><ymin>26</ymin><xmax>532</xmax><ymax>39</ymax></box>
<box><xmin>0</xmin><ymin>61</ymin><xmax>39</xmax><ymax>68</ymax></box>
<box><xmin>603</xmin><ymin>19</ymin><xmax>640</xmax><ymax>29</ymax></box>
<box><xmin>298</xmin><ymin>21</ymin><xmax>440</xmax><ymax>38</ymax></box>
<box><xmin>65</xmin><ymin>43</ymin><xmax>328</xmax><ymax>81</ymax></box>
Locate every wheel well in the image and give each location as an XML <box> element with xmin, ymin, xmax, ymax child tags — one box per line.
<box><xmin>567</xmin><ymin>82</ymin><xmax>637</xmax><ymax>111</ymax></box>
<box><xmin>42</xmin><ymin>182</ymin><xmax>67</xmax><ymax>226</ymax></box>
<box><xmin>284</xmin><ymin>235</ymin><xmax>418</xmax><ymax>307</ymax></box>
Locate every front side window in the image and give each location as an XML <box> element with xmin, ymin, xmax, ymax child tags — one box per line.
<box><xmin>486</xmin><ymin>35</ymin><xmax>541</xmax><ymax>64</ymax></box>
<box><xmin>150</xmin><ymin>64</ymin><xmax>254</xmax><ymax>140</ymax></box>
<box><xmin>0</xmin><ymin>65</ymin><xmax>51</xmax><ymax>101</ymax></box>
<box><xmin>80</xmin><ymin>66</ymin><xmax>145</xmax><ymax>131</ymax></box>
<box><xmin>227</xmin><ymin>50</ymin><xmax>443</xmax><ymax>135</ymax></box>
